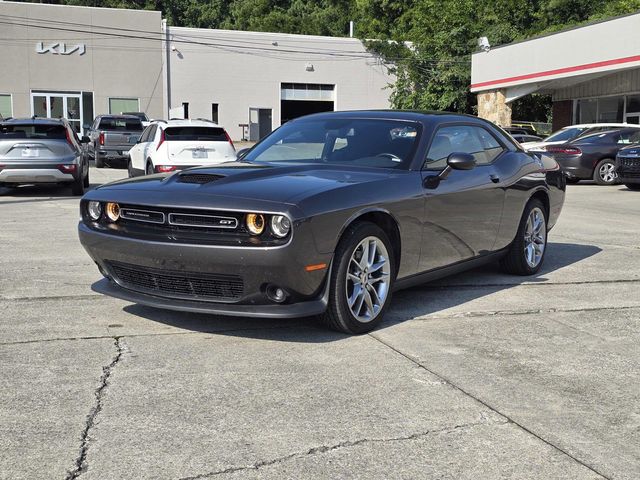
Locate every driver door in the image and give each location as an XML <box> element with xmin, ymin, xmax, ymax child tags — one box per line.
<box><xmin>130</xmin><ymin>124</ymin><xmax>154</xmax><ymax>170</ymax></box>
<box><xmin>419</xmin><ymin>124</ymin><xmax>506</xmax><ymax>272</ymax></box>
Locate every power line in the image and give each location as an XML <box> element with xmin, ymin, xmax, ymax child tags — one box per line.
<box><xmin>0</xmin><ymin>14</ymin><xmax>471</xmax><ymax>64</ymax></box>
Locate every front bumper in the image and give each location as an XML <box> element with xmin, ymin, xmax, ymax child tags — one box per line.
<box><xmin>0</xmin><ymin>167</ymin><xmax>74</xmax><ymax>184</ymax></box>
<box><xmin>78</xmin><ymin>222</ymin><xmax>332</xmax><ymax>317</ymax></box>
<box><xmin>92</xmin><ymin>278</ymin><xmax>329</xmax><ymax>318</ymax></box>
<box><xmin>616</xmin><ymin>156</ymin><xmax>640</xmax><ymax>184</ymax></box>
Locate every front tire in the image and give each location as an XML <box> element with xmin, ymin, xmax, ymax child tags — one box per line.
<box><xmin>625</xmin><ymin>183</ymin><xmax>640</xmax><ymax>191</ymax></box>
<box><xmin>500</xmin><ymin>198</ymin><xmax>547</xmax><ymax>275</ymax></box>
<box><xmin>321</xmin><ymin>222</ymin><xmax>394</xmax><ymax>334</ymax></box>
<box><xmin>593</xmin><ymin>159</ymin><xmax>617</xmax><ymax>185</ymax></box>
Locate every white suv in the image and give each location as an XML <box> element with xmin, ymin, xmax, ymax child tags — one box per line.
<box><xmin>127</xmin><ymin>119</ymin><xmax>236</xmax><ymax>176</ymax></box>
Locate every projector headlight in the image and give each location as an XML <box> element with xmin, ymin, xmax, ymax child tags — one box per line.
<box><xmin>105</xmin><ymin>202</ymin><xmax>120</xmax><ymax>222</ymax></box>
<box><xmin>87</xmin><ymin>201</ymin><xmax>102</xmax><ymax>221</ymax></box>
<box><xmin>270</xmin><ymin>215</ymin><xmax>291</xmax><ymax>238</ymax></box>
<box><xmin>246</xmin><ymin>213</ymin><xmax>265</xmax><ymax>235</ymax></box>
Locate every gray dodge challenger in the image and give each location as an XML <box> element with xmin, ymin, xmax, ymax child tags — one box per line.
<box><xmin>78</xmin><ymin>110</ymin><xmax>565</xmax><ymax>334</ymax></box>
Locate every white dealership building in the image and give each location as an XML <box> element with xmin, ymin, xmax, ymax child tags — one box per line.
<box><xmin>0</xmin><ymin>1</ymin><xmax>393</xmax><ymax>139</ymax></box>
<box><xmin>472</xmin><ymin>11</ymin><xmax>640</xmax><ymax>130</ymax></box>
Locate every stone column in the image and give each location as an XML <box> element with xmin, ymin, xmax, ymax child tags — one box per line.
<box><xmin>477</xmin><ymin>89</ymin><xmax>512</xmax><ymax>127</ymax></box>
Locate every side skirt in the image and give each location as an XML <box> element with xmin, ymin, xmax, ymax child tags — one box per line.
<box><xmin>393</xmin><ymin>249</ymin><xmax>508</xmax><ymax>292</ymax></box>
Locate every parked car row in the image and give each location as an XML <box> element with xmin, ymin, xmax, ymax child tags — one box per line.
<box><xmin>507</xmin><ymin>122</ymin><xmax>640</xmax><ymax>187</ymax></box>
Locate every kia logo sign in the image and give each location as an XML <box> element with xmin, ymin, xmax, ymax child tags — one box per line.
<box><xmin>35</xmin><ymin>42</ymin><xmax>86</xmax><ymax>56</ymax></box>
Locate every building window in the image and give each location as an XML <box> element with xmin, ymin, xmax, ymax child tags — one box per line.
<box><xmin>211</xmin><ymin>103</ymin><xmax>219</xmax><ymax>123</ymax></box>
<box><xmin>182</xmin><ymin>102</ymin><xmax>189</xmax><ymax>119</ymax></box>
<box><xmin>0</xmin><ymin>94</ymin><xmax>13</xmax><ymax>119</ymax></box>
<box><xmin>109</xmin><ymin>98</ymin><xmax>140</xmax><ymax>114</ymax></box>
<box><xmin>575</xmin><ymin>96</ymin><xmax>624</xmax><ymax>123</ymax></box>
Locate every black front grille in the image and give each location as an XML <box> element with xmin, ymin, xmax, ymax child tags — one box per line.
<box><xmin>108</xmin><ymin>261</ymin><xmax>244</xmax><ymax>301</ymax></box>
<box><xmin>619</xmin><ymin>157</ymin><xmax>640</xmax><ymax>168</ymax></box>
<box><xmin>178</xmin><ymin>173</ymin><xmax>225</xmax><ymax>184</ymax></box>
<box><xmin>168</xmin><ymin>213</ymin><xmax>238</xmax><ymax>229</ymax></box>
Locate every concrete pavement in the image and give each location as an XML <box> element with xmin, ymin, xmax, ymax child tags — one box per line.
<box><xmin>1</xmin><ymin>168</ymin><xmax>638</xmax><ymax>479</ymax></box>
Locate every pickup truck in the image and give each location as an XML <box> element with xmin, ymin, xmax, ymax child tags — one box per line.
<box><xmin>88</xmin><ymin>115</ymin><xmax>144</xmax><ymax>168</ymax></box>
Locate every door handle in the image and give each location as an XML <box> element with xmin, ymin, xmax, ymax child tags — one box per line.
<box><xmin>489</xmin><ymin>174</ymin><xmax>500</xmax><ymax>183</ymax></box>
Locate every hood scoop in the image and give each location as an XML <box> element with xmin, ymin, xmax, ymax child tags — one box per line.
<box><xmin>177</xmin><ymin>173</ymin><xmax>226</xmax><ymax>184</ymax></box>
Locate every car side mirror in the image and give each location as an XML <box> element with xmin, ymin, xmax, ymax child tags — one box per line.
<box><xmin>423</xmin><ymin>152</ymin><xmax>476</xmax><ymax>189</ymax></box>
<box><xmin>81</xmin><ymin>136</ymin><xmax>90</xmax><ymax>144</ymax></box>
<box><xmin>236</xmin><ymin>147</ymin><xmax>250</xmax><ymax>160</ymax></box>
<box><xmin>446</xmin><ymin>152</ymin><xmax>476</xmax><ymax>171</ymax></box>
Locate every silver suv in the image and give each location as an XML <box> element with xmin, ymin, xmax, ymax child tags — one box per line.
<box><xmin>0</xmin><ymin>118</ymin><xmax>90</xmax><ymax>195</ymax></box>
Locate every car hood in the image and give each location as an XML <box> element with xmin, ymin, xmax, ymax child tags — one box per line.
<box><xmin>87</xmin><ymin>162</ymin><xmax>404</xmax><ymax>208</ymax></box>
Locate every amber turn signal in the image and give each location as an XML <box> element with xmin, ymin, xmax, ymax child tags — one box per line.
<box><xmin>246</xmin><ymin>213</ymin><xmax>265</xmax><ymax>235</ymax></box>
<box><xmin>305</xmin><ymin>263</ymin><xmax>327</xmax><ymax>272</ymax></box>
<box><xmin>105</xmin><ymin>202</ymin><xmax>120</xmax><ymax>222</ymax></box>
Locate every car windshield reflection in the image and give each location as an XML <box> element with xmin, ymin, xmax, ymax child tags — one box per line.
<box><xmin>244</xmin><ymin>118</ymin><xmax>420</xmax><ymax>169</ymax></box>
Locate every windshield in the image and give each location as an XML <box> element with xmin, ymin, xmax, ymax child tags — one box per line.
<box><xmin>244</xmin><ymin>118</ymin><xmax>420</xmax><ymax>169</ymax></box>
<box><xmin>164</xmin><ymin>127</ymin><xmax>227</xmax><ymax>141</ymax></box>
<box><xmin>544</xmin><ymin>127</ymin><xmax>588</xmax><ymax>143</ymax></box>
<box><xmin>0</xmin><ymin>124</ymin><xmax>67</xmax><ymax>140</ymax></box>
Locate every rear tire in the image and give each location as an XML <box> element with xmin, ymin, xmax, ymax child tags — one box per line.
<box><xmin>83</xmin><ymin>165</ymin><xmax>90</xmax><ymax>187</ymax></box>
<box><xmin>146</xmin><ymin>160</ymin><xmax>154</xmax><ymax>175</ymax></box>
<box><xmin>95</xmin><ymin>154</ymin><xmax>104</xmax><ymax>169</ymax></box>
<box><xmin>500</xmin><ymin>198</ymin><xmax>547</xmax><ymax>275</ymax></box>
<box><xmin>320</xmin><ymin>222</ymin><xmax>394</xmax><ymax>334</ymax></box>
<box><xmin>71</xmin><ymin>172</ymin><xmax>85</xmax><ymax>196</ymax></box>
<box><xmin>593</xmin><ymin>159</ymin><xmax>617</xmax><ymax>185</ymax></box>
<box><xmin>625</xmin><ymin>183</ymin><xmax>640</xmax><ymax>191</ymax></box>
<box><xmin>128</xmin><ymin>158</ymin><xmax>135</xmax><ymax>178</ymax></box>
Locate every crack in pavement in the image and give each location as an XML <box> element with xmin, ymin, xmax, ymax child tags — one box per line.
<box><xmin>0</xmin><ymin>324</ymin><xmax>300</xmax><ymax>347</ymax></box>
<box><xmin>177</xmin><ymin>420</ymin><xmax>505</xmax><ymax>479</ymax></box>
<box><xmin>367</xmin><ymin>334</ymin><xmax>611</xmax><ymax>480</ymax></box>
<box><xmin>64</xmin><ymin>337</ymin><xmax>125</xmax><ymax>480</ymax></box>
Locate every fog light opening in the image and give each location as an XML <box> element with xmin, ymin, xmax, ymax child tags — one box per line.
<box><xmin>266</xmin><ymin>285</ymin><xmax>288</xmax><ymax>303</ymax></box>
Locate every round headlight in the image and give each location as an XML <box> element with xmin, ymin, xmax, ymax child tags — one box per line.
<box><xmin>105</xmin><ymin>202</ymin><xmax>120</xmax><ymax>222</ymax></box>
<box><xmin>270</xmin><ymin>215</ymin><xmax>291</xmax><ymax>238</ymax></box>
<box><xmin>246</xmin><ymin>213</ymin><xmax>265</xmax><ymax>235</ymax></box>
<box><xmin>87</xmin><ymin>201</ymin><xmax>102</xmax><ymax>221</ymax></box>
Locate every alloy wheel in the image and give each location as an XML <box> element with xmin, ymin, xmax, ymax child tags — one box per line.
<box><xmin>523</xmin><ymin>207</ymin><xmax>546</xmax><ymax>268</ymax></box>
<box><xmin>598</xmin><ymin>162</ymin><xmax>617</xmax><ymax>184</ymax></box>
<box><xmin>345</xmin><ymin>236</ymin><xmax>391</xmax><ymax>323</ymax></box>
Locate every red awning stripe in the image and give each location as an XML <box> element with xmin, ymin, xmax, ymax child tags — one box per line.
<box><xmin>471</xmin><ymin>54</ymin><xmax>640</xmax><ymax>89</ymax></box>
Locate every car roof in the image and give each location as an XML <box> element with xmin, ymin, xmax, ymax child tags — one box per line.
<box><xmin>563</xmin><ymin>123</ymin><xmax>639</xmax><ymax>129</ymax></box>
<box><xmin>98</xmin><ymin>114</ymin><xmax>141</xmax><ymax>120</ymax></box>
<box><xmin>157</xmin><ymin>119</ymin><xmax>223</xmax><ymax>128</ymax></box>
<box><xmin>290</xmin><ymin>109</ymin><xmax>491</xmax><ymax>125</ymax></box>
<box><xmin>1</xmin><ymin>117</ymin><xmax>66</xmax><ymax>126</ymax></box>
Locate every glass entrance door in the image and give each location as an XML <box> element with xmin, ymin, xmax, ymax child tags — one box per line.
<box><xmin>31</xmin><ymin>92</ymin><xmax>83</xmax><ymax>133</ymax></box>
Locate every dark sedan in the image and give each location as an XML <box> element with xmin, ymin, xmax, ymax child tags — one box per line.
<box><xmin>616</xmin><ymin>144</ymin><xmax>640</xmax><ymax>190</ymax></box>
<box><xmin>544</xmin><ymin>128</ymin><xmax>640</xmax><ymax>185</ymax></box>
<box><xmin>78</xmin><ymin>111</ymin><xmax>565</xmax><ymax>334</ymax></box>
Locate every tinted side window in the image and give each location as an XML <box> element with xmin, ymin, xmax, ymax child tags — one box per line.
<box><xmin>476</xmin><ymin>127</ymin><xmax>505</xmax><ymax>163</ymax></box>
<box><xmin>147</xmin><ymin>125</ymin><xmax>158</xmax><ymax>142</ymax></box>
<box><xmin>425</xmin><ymin>125</ymin><xmax>503</xmax><ymax>169</ymax></box>
<box><xmin>139</xmin><ymin>125</ymin><xmax>152</xmax><ymax>143</ymax></box>
<box><xmin>618</xmin><ymin>130</ymin><xmax>640</xmax><ymax>144</ymax></box>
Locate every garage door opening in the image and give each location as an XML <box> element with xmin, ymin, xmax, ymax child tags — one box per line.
<box><xmin>281</xmin><ymin>83</ymin><xmax>335</xmax><ymax>124</ymax></box>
